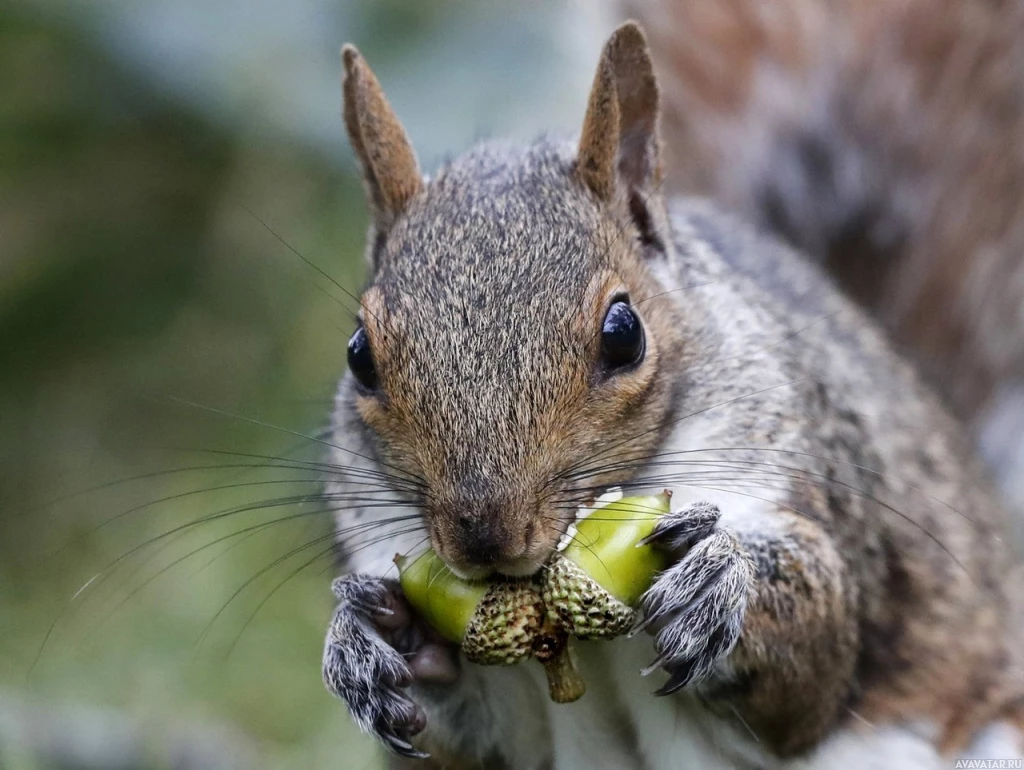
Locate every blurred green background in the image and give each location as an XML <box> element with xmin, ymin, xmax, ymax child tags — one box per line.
<box><xmin>0</xmin><ymin>1</ymin><xmax>607</xmax><ymax>767</ymax></box>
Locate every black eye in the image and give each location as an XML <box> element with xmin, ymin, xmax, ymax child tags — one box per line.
<box><xmin>347</xmin><ymin>326</ymin><xmax>378</xmax><ymax>391</ymax></box>
<box><xmin>600</xmin><ymin>300</ymin><xmax>645</xmax><ymax>371</ymax></box>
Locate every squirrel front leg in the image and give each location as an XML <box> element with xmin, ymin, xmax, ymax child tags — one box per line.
<box><xmin>324</xmin><ymin>573</ymin><xmax>552</xmax><ymax>768</ymax></box>
<box><xmin>640</xmin><ymin>503</ymin><xmax>857</xmax><ymax>756</ymax></box>
<box><xmin>323</xmin><ymin>575</ymin><xmax>443</xmax><ymax>758</ymax></box>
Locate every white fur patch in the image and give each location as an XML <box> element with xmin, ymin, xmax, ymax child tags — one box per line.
<box><xmin>790</xmin><ymin>721</ymin><xmax>1023</xmax><ymax>770</ymax></box>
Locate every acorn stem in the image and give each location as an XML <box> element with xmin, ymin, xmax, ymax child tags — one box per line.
<box><xmin>542</xmin><ymin>642</ymin><xmax>586</xmax><ymax>703</ymax></box>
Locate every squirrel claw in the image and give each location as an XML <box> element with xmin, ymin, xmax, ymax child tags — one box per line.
<box><xmin>653</xmin><ymin>659</ymin><xmax>701</xmax><ymax>696</ymax></box>
<box><xmin>640</xmin><ymin>501</ymin><xmax>721</xmax><ymax>552</ymax></box>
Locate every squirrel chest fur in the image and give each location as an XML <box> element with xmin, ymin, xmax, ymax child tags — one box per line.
<box><xmin>322</xmin><ymin>23</ymin><xmax>1024</xmax><ymax>769</ymax></box>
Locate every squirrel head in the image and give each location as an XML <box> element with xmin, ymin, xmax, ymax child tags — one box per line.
<box><xmin>339</xmin><ymin>23</ymin><xmax>683</xmax><ymax>578</ymax></box>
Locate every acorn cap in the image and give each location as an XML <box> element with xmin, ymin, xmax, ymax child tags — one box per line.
<box><xmin>462</xmin><ymin>581</ymin><xmax>545</xmax><ymax>665</ymax></box>
<box><xmin>542</xmin><ymin>553</ymin><xmax>636</xmax><ymax>639</ymax></box>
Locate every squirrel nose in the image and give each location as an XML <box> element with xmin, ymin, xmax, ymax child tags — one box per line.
<box><xmin>457</xmin><ymin>514</ymin><xmax>505</xmax><ymax>566</ymax></box>
<box><xmin>442</xmin><ymin>506</ymin><xmax>538</xmax><ymax>577</ymax></box>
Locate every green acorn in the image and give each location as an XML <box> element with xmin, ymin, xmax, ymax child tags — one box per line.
<box><xmin>395</xmin><ymin>550</ymin><xmax>585</xmax><ymax>700</ymax></box>
<box><xmin>394</xmin><ymin>491</ymin><xmax>671</xmax><ymax>703</ymax></box>
<box><xmin>542</xmin><ymin>491</ymin><xmax>671</xmax><ymax>639</ymax></box>
<box><xmin>395</xmin><ymin>549</ymin><xmax>541</xmax><ymax>664</ymax></box>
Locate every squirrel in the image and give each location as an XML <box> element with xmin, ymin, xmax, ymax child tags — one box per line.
<box><xmin>618</xmin><ymin>0</ymin><xmax>1024</xmax><ymax>512</ymax></box>
<box><xmin>322</xmin><ymin>21</ymin><xmax>1024</xmax><ymax>770</ymax></box>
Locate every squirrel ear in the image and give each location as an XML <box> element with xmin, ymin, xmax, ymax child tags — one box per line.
<box><xmin>342</xmin><ymin>45</ymin><xmax>422</xmax><ymax>230</ymax></box>
<box><xmin>577</xmin><ymin>22</ymin><xmax>663</xmax><ymax>202</ymax></box>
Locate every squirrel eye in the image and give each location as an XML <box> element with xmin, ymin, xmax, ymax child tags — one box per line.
<box><xmin>600</xmin><ymin>300</ymin><xmax>645</xmax><ymax>372</ymax></box>
<box><xmin>347</xmin><ymin>326</ymin><xmax>378</xmax><ymax>391</ymax></box>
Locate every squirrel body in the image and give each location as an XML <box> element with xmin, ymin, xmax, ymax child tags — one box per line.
<box><xmin>323</xmin><ymin>24</ymin><xmax>1024</xmax><ymax>768</ymax></box>
<box><xmin>622</xmin><ymin>0</ymin><xmax>1024</xmax><ymax>513</ymax></box>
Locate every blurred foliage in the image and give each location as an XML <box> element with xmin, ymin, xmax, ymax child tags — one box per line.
<box><xmin>0</xmin><ymin>2</ymin><xmax>378</xmax><ymax>768</ymax></box>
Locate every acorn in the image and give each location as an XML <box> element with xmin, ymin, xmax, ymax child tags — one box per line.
<box><xmin>395</xmin><ymin>549</ymin><xmax>585</xmax><ymax>700</ymax></box>
<box><xmin>394</xmin><ymin>549</ymin><xmax>541</xmax><ymax>664</ymax></box>
<box><xmin>394</xmin><ymin>491</ymin><xmax>671</xmax><ymax>703</ymax></box>
<box><xmin>542</xmin><ymin>490</ymin><xmax>671</xmax><ymax>639</ymax></box>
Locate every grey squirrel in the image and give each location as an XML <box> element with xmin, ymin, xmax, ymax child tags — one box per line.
<box><xmin>322</xmin><ymin>21</ymin><xmax>1024</xmax><ymax>769</ymax></box>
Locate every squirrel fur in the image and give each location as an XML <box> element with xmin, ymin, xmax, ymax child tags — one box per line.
<box><xmin>323</xmin><ymin>21</ymin><xmax>1024</xmax><ymax>769</ymax></box>
<box><xmin>620</xmin><ymin>0</ymin><xmax>1024</xmax><ymax>510</ymax></box>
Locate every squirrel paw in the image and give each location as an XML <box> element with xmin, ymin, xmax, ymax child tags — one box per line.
<box><xmin>637</xmin><ymin>505</ymin><xmax>754</xmax><ymax>696</ymax></box>
<box><xmin>323</xmin><ymin>574</ymin><xmax>455</xmax><ymax>758</ymax></box>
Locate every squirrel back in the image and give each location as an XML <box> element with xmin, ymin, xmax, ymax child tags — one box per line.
<box><xmin>621</xmin><ymin>0</ymin><xmax>1024</xmax><ymax>508</ymax></box>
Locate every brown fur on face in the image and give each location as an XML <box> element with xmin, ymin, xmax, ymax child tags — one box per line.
<box><xmin>351</xmin><ymin>152</ymin><xmax>681</xmax><ymax>577</ymax></box>
<box><xmin>342</xmin><ymin>30</ymin><xmax>685</xmax><ymax>578</ymax></box>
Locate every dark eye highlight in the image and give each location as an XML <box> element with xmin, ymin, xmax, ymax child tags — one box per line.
<box><xmin>600</xmin><ymin>299</ymin><xmax>645</xmax><ymax>372</ymax></box>
<box><xmin>347</xmin><ymin>325</ymin><xmax>378</xmax><ymax>391</ymax></box>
